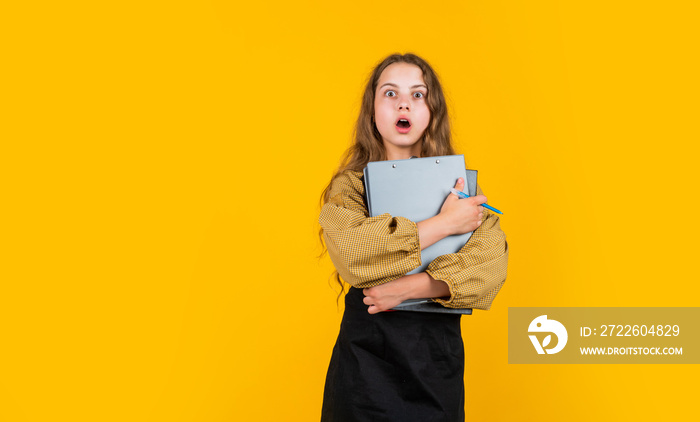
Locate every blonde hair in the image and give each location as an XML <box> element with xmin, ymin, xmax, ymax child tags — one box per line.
<box><xmin>319</xmin><ymin>53</ymin><xmax>456</xmax><ymax>297</ymax></box>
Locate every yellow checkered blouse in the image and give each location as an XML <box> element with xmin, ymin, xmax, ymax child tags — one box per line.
<box><xmin>319</xmin><ymin>170</ymin><xmax>509</xmax><ymax>310</ymax></box>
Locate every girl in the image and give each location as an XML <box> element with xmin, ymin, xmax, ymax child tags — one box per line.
<box><xmin>318</xmin><ymin>53</ymin><xmax>509</xmax><ymax>422</ymax></box>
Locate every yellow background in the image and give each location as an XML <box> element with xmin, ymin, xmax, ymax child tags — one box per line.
<box><xmin>2</xmin><ymin>1</ymin><xmax>698</xmax><ymax>420</ymax></box>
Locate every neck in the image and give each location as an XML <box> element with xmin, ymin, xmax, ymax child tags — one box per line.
<box><xmin>384</xmin><ymin>142</ymin><xmax>422</xmax><ymax>161</ymax></box>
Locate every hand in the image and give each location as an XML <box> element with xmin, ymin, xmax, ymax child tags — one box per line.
<box><xmin>438</xmin><ymin>178</ymin><xmax>487</xmax><ymax>236</ymax></box>
<box><xmin>363</xmin><ymin>277</ymin><xmax>410</xmax><ymax>314</ymax></box>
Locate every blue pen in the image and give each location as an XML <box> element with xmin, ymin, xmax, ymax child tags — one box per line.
<box><xmin>450</xmin><ymin>188</ymin><xmax>503</xmax><ymax>214</ymax></box>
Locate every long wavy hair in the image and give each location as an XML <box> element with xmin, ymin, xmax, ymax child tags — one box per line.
<box><xmin>319</xmin><ymin>53</ymin><xmax>456</xmax><ymax>299</ymax></box>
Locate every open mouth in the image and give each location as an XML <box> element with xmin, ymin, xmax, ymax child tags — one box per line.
<box><xmin>396</xmin><ymin>118</ymin><xmax>411</xmax><ymax>129</ymax></box>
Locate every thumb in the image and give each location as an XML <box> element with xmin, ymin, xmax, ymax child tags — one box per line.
<box><xmin>449</xmin><ymin>177</ymin><xmax>465</xmax><ymax>198</ymax></box>
<box><xmin>453</xmin><ymin>177</ymin><xmax>465</xmax><ymax>191</ymax></box>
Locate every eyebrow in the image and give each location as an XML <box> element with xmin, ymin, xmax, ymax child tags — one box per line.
<box><xmin>379</xmin><ymin>83</ymin><xmax>427</xmax><ymax>90</ymax></box>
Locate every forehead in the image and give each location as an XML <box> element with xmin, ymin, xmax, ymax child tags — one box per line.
<box><xmin>376</xmin><ymin>63</ymin><xmax>425</xmax><ymax>87</ymax></box>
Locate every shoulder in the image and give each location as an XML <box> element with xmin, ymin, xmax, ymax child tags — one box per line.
<box><xmin>325</xmin><ymin>170</ymin><xmax>368</xmax><ymax>214</ymax></box>
<box><xmin>329</xmin><ymin>170</ymin><xmax>365</xmax><ymax>198</ymax></box>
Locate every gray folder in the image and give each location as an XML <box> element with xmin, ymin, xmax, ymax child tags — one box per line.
<box><xmin>363</xmin><ymin>155</ymin><xmax>476</xmax><ymax>315</ymax></box>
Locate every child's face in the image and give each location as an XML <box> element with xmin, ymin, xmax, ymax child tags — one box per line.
<box><xmin>374</xmin><ymin>63</ymin><xmax>431</xmax><ymax>157</ymax></box>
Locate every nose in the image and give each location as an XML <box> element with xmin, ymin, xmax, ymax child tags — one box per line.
<box><xmin>398</xmin><ymin>93</ymin><xmax>411</xmax><ymax>111</ymax></box>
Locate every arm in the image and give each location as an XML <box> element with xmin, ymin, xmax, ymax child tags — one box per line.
<box><xmin>416</xmin><ymin>177</ymin><xmax>486</xmax><ymax>249</ymax></box>
<box><xmin>319</xmin><ymin>171</ymin><xmax>423</xmax><ymax>288</ymax></box>
<box><xmin>320</xmin><ymin>172</ymin><xmax>499</xmax><ymax>302</ymax></box>
<box><xmin>425</xmin><ymin>185</ymin><xmax>509</xmax><ymax>310</ymax></box>
<box><xmin>361</xmin><ymin>177</ymin><xmax>493</xmax><ymax>313</ymax></box>
<box><xmin>362</xmin><ymin>272</ymin><xmax>450</xmax><ymax>314</ymax></box>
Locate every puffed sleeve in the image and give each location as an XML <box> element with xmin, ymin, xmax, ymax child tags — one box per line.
<box><xmin>425</xmin><ymin>185</ymin><xmax>509</xmax><ymax>310</ymax></box>
<box><xmin>319</xmin><ymin>171</ymin><xmax>422</xmax><ymax>288</ymax></box>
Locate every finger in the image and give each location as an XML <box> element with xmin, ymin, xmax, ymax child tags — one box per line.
<box><xmin>363</xmin><ymin>296</ymin><xmax>373</xmax><ymax>305</ymax></box>
<box><xmin>367</xmin><ymin>305</ymin><xmax>379</xmax><ymax>315</ymax></box>
<box><xmin>470</xmin><ymin>195</ymin><xmax>488</xmax><ymax>205</ymax></box>
<box><xmin>449</xmin><ymin>178</ymin><xmax>466</xmax><ymax>200</ymax></box>
<box><xmin>451</xmin><ymin>178</ymin><xmax>465</xmax><ymax>196</ymax></box>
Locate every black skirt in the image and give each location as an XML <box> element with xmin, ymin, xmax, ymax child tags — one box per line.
<box><xmin>321</xmin><ymin>287</ymin><xmax>465</xmax><ymax>422</ymax></box>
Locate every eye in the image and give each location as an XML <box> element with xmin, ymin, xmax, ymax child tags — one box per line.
<box><xmin>385</xmin><ymin>90</ymin><xmax>396</xmax><ymax>97</ymax></box>
<box><xmin>413</xmin><ymin>91</ymin><xmax>425</xmax><ymax>99</ymax></box>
